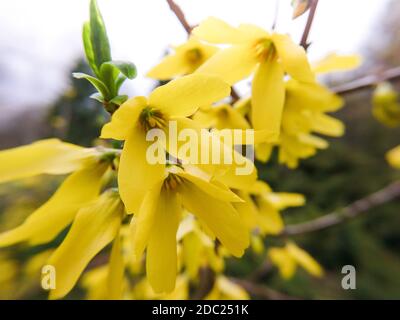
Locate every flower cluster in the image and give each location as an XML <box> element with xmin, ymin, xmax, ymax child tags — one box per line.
<box><xmin>0</xmin><ymin>1</ymin><xmax>362</xmax><ymax>300</ymax></box>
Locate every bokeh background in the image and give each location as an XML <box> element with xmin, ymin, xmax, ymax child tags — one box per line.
<box><xmin>0</xmin><ymin>0</ymin><xmax>399</xmax><ymax>299</ymax></box>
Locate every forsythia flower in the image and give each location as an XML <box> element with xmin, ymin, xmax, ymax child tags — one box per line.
<box><xmin>268</xmin><ymin>242</ymin><xmax>324</xmax><ymax>279</ymax></box>
<box><xmin>130</xmin><ymin>164</ymin><xmax>249</xmax><ymax>293</ymax></box>
<box><xmin>193</xmin><ymin>17</ymin><xmax>315</xmax><ymax>137</ymax></box>
<box><xmin>372</xmin><ymin>82</ymin><xmax>400</xmax><ymax>127</ymax></box>
<box><xmin>386</xmin><ymin>145</ymin><xmax>400</xmax><ymax>169</ymax></box>
<box><xmin>101</xmin><ymin>73</ymin><xmax>231</xmax><ymax>214</ymax></box>
<box><xmin>147</xmin><ymin>37</ymin><xmax>218</xmax><ymax>80</ymax></box>
<box><xmin>234</xmin><ymin>181</ymin><xmax>305</xmax><ymax>235</ymax></box>
<box><xmin>0</xmin><ymin>139</ymin><xmax>113</xmax><ymax>246</ymax></box>
<box><xmin>48</xmin><ymin>189</ymin><xmax>125</xmax><ymax>299</ymax></box>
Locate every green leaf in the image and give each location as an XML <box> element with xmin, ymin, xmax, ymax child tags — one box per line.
<box><xmin>105</xmin><ymin>60</ymin><xmax>137</xmax><ymax>79</ymax></box>
<box><xmin>100</xmin><ymin>62</ymin><xmax>119</xmax><ymax>96</ymax></box>
<box><xmin>73</xmin><ymin>72</ymin><xmax>110</xmax><ymax>99</ymax></box>
<box><xmin>90</xmin><ymin>92</ymin><xmax>105</xmax><ymax>103</ymax></box>
<box><xmin>109</xmin><ymin>95</ymin><xmax>128</xmax><ymax>106</ymax></box>
<box><xmin>90</xmin><ymin>0</ymin><xmax>111</xmax><ymax>69</ymax></box>
<box><xmin>82</xmin><ymin>22</ymin><xmax>99</xmax><ymax>77</ymax></box>
<box><xmin>115</xmin><ymin>74</ymin><xmax>127</xmax><ymax>93</ymax></box>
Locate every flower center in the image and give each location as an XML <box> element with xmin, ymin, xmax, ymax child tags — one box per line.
<box><xmin>139</xmin><ymin>106</ymin><xmax>166</xmax><ymax>132</ymax></box>
<box><xmin>185</xmin><ymin>48</ymin><xmax>202</xmax><ymax>64</ymax></box>
<box><xmin>253</xmin><ymin>38</ymin><xmax>275</xmax><ymax>62</ymax></box>
<box><xmin>163</xmin><ymin>173</ymin><xmax>183</xmax><ymax>191</ymax></box>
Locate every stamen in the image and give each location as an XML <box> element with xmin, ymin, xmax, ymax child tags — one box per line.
<box><xmin>139</xmin><ymin>106</ymin><xmax>166</xmax><ymax>132</ymax></box>
<box><xmin>185</xmin><ymin>48</ymin><xmax>202</xmax><ymax>64</ymax></box>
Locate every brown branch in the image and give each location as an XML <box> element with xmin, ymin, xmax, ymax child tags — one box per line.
<box><xmin>230</xmin><ymin>278</ymin><xmax>300</xmax><ymax>300</ymax></box>
<box><xmin>281</xmin><ymin>180</ymin><xmax>400</xmax><ymax>236</ymax></box>
<box><xmin>300</xmin><ymin>0</ymin><xmax>319</xmax><ymax>50</ymax></box>
<box><xmin>332</xmin><ymin>66</ymin><xmax>400</xmax><ymax>94</ymax></box>
<box><xmin>166</xmin><ymin>0</ymin><xmax>193</xmax><ymax>34</ymax></box>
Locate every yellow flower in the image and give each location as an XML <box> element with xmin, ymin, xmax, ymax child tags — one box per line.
<box><xmin>372</xmin><ymin>82</ymin><xmax>400</xmax><ymax>127</ymax></box>
<box><xmin>193</xmin><ymin>17</ymin><xmax>315</xmax><ymax>137</ymax></box>
<box><xmin>48</xmin><ymin>189</ymin><xmax>125</xmax><ymax>299</ymax></box>
<box><xmin>101</xmin><ymin>73</ymin><xmax>231</xmax><ymax>214</ymax></box>
<box><xmin>268</xmin><ymin>242</ymin><xmax>323</xmax><ymax>279</ymax></box>
<box><xmin>0</xmin><ymin>140</ymin><xmax>113</xmax><ymax>246</ymax></box>
<box><xmin>179</xmin><ymin>217</ymin><xmax>225</xmax><ymax>279</ymax></box>
<box><xmin>193</xmin><ymin>104</ymin><xmax>250</xmax><ymax>130</ymax></box>
<box><xmin>234</xmin><ymin>180</ymin><xmax>305</xmax><ymax>235</ymax></box>
<box><xmin>130</xmin><ymin>164</ymin><xmax>249</xmax><ymax>293</ymax></box>
<box><xmin>387</xmin><ymin>145</ymin><xmax>400</xmax><ymax>169</ymax></box>
<box><xmin>147</xmin><ymin>37</ymin><xmax>218</xmax><ymax>80</ymax></box>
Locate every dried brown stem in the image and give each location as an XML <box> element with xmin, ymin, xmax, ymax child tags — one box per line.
<box><xmin>300</xmin><ymin>0</ymin><xmax>319</xmax><ymax>50</ymax></box>
<box><xmin>230</xmin><ymin>278</ymin><xmax>300</xmax><ymax>300</ymax></box>
<box><xmin>281</xmin><ymin>180</ymin><xmax>400</xmax><ymax>236</ymax></box>
<box><xmin>166</xmin><ymin>0</ymin><xmax>193</xmax><ymax>34</ymax></box>
<box><xmin>332</xmin><ymin>66</ymin><xmax>400</xmax><ymax>94</ymax></box>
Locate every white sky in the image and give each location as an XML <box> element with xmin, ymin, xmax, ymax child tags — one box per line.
<box><xmin>0</xmin><ymin>0</ymin><xmax>389</xmax><ymax>121</ymax></box>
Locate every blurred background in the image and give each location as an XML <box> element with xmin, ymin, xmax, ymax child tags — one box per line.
<box><xmin>0</xmin><ymin>0</ymin><xmax>399</xmax><ymax>299</ymax></box>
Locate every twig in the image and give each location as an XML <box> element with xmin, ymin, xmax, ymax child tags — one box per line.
<box><xmin>332</xmin><ymin>66</ymin><xmax>400</xmax><ymax>94</ymax></box>
<box><xmin>166</xmin><ymin>0</ymin><xmax>193</xmax><ymax>34</ymax></box>
<box><xmin>165</xmin><ymin>0</ymin><xmax>241</xmax><ymax>103</ymax></box>
<box><xmin>281</xmin><ymin>180</ymin><xmax>400</xmax><ymax>236</ymax></box>
<box><xmin>230</xmin><ymin>278</ymin><xmax>300</xmax><ymax>300</ymax></box>
<box><xmin>271</xmin><ymin>0</ymin><xmax>280</xmax><ymax>30</ymax></box>
<box><xmin>247</xmin><ymin>260</ymin><xmax>273</xmax><ymax>282</ymax></box>
<box><xmin>300</xmin><ymin>0</ymin><xmax>319</xmax><ymax>50</ymax></box>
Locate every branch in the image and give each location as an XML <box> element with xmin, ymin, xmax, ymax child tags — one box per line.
<box><xmin>282</xmin><ymin>180</ymin><xmax>400</xmax><ymax>236</ymax></box>
<box><xmin>332</xmin><ymin>66</ymin><xmax>400</xmax><ymax>94</ymax></box>
<box><xmin>166</xmin><ymin>0</ymin><xmax>193</xmax><ymax>34</ymax></box>
<box><xmin>230</xmin><ymin>278</ymin><xmax>300</xmax><ymax>300</ymax></box>
<box><xmin>300</xmin><ymin>0</ymin><xmax>319</xmax><ymax>50</ymax></box>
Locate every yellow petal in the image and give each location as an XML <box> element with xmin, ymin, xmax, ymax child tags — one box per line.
<box><xmin>387</xmin><ymin>145</ymin><xmax>400</xmax><ymax>169</ymax></box>
<box><xmin>192</xmin><ymin>17</ymin><xmax>248</xmax><ymax>44</ymax></box>
<box><xmin>118</xmin><ymin>128</ymin><xmax>166</xmax><ymax>214</ymax></box>
<box><xmin>0</xmin><ymin>163</ymin><xmax>108</xmax><ymax>247</ymax></box>
<box><xmin>233</xmin><ymin>191</ymin><xmax>259</xmax><ymax>230</ymax></box>
<box><xmin>179</xmin><ymin>181</ymin><xmax>249</xmax><ymax>257</ymax></box>
<box><xmin>130</xmin><ymin>181</ymin><xmax>163</xmax><ymax>259</ymax></box>
<box><xmin>268</xmin><ymin>247</ymin><xmax>297</xmax><ymax>279</ymax></box>
<box><xmin>146</xmin><ymin>189</ymin><xmax>181</xmax><ymax>293</ymax></box>
<box><xmin>251</xmin><ymin>59</ymin><xmax>285</xmax><ymax>136</ymax></box>
<box><xmin>255</xmin><ymin>142</ymin><xmax>273</xmax><ymax>162</ymax></box>
<box><xmin>149</xmin><ymin>74</ymin><xmax>230</xmax><ymax>118</ymax></box>
<box><xmin>264</xmin><ymin>192</ymin><xmax>305</xmax><ymax>210</ymax></box>
<box><xmin>48</xmin><ymin>190</ymin><xmax>124</xmax><ymax>299</ymax></box>
<box><xmin>196</xmin><ymin>44</ymin><xmax>258</xmax><ymax>85</ymax></box>
<box><xmin>310</xmin><ymin>113</ymin><xmax>345</xmax><ymax>137</ymax></box>
<box><xmin>100</xmin><ymin>96</ymin><xmax>147</xmax><ymax>140</ymax></box>
<box><xmin>238</xmin><ymin>24</ymin><xmax>269</xmax><ymax>41</ymax></box>
<box><xmin>107</xmin><ymin>233</ymin><xmax>125</xmax><ymax>300</ymax></box>
<box><xmin>217</xmin><ymin>276</ymin><xmax>250</xmax><ymax>300</ymax></box>
<box><xmin>272</xmin><ymin>33</ymin><xmax>315</xmax><ymax>83</ymax></box>
<box><xmin>257</xmin><ymin>197</ymin><xmax>284</xmax><ymax>235</ymax></box>
<box><xmin>286</xmin><ymin>242</ymin><xmax>324</xmax><ymax>277</ymax></box>
<box><xmin>182</xmin><ymin>232</ymin><xmax>203</xmax><ymax>279</ymax></box>
<box><xmin>176</xmin><ymin>171</ymin><xmax>243</xmax><ymax>203</ymax></box>
<box><xmin>0</xmin><ymin>139</ymin><xmax>95</xmax><ymax>184</ymax></box>
<box><xmin>313</xmin><ymin>53</ymin><xmax>362</xmax><ymax>74</ymax></box>
<box><xmin>286</xmin><ymin>80</ymin><xmax>343</xmax><ymax>112</ymax></box>
<box><xmin>147</xmin><ymin>51</ymin><xmax>190</xmax><ymax>80</ymax></box>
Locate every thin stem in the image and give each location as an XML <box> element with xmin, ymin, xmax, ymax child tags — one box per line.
<box><xmin>300</xmin><ymin>0</ymin><xmax>319</xmax><ymax>50</ymax></box>
<box><xmin>281</xmin><ymin>180</ymin><xmax>400</xmax><ymax>236</ymax></box>
<box><xmin>166</xmin><ymin>0</ymin><xmax>193</xmax><ymax>34</ymax></box>
<box><xmin>332</xmin><ymin>66</ymin><xmax>400</xmax><ymax>94</ymax></box>
<box><xmin>164</xmin><ymin>0</ymin><xmax>241</xmax><ymax>103</ymax></box>
<box><xmin>230</xmin><ymin>278</ymin><xmax>300</xmax><ymax>300</ymax></box>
